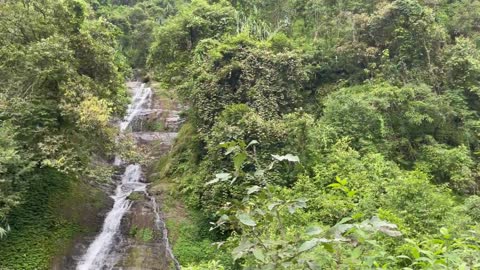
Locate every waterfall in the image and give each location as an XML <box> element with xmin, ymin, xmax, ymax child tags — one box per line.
<box><xmin>149</xmin><ymin>193</ymin><xmax>181</xmax><ymax>269</ymax></box>
<box><xmin>76</xmin><ymin>82</ymin><xmax>179</xmax><ymax>270</ymax></box>
<box><xmin>114</xmin><ymin>83</ymin><xmax>153</xmax><ymax>166</ymax></box>
<box><xmin>120</xmin><ymin>83</ymin><xmax>153</xmax><ymax>133</ymax></box>
<box><xmin>76</xmin><ymin>164</ymin><xmax>145</xmax><ymax>270</ymax></box>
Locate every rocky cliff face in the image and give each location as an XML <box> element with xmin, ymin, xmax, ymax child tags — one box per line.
<box><xmin>57</xmin><ymin>83</ymin><xmax>183</xmax><ymax>270</ymax></box>
<box><xmin>113</xmin><ymin>91</ymin><xmax>183</xmax><ymax>270</ymax></box>
<box><xmin>116</xmin><ymin>191</ymin><xmax>171</xmax><ymax>270</ymax></box>
<box><xmin>50</xmin><ymin>176</ymin><xmax>114</xmax><ymax>270</ymax></box>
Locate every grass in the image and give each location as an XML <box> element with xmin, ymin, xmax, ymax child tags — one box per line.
<box><xmin>127</xmin><ymin>192</ymin><xmax>144</xmax><ymax>201</ymax></box>
<box><xmin>158</xmin><ymin>186</ymin><xmax>233</xmax><ymax>267</ymax></box>
<box><xmin>144</xmin><ymin>83</ymin><xmax>234</xmax><ymax>268</ymax></box>
<box><xmin>130</xmin><ymin>226</ymin><xmax>155</xmax><ymax>243</ymax></box>
<box><xmin>149</xmin><ymin>158</ymin><xmax>233</xmax><ymax>268</ymax></box>
<box><xmin>149</xmin><ymin>81</ymin><xmax>177</xmax><ymax>100</ymax></box>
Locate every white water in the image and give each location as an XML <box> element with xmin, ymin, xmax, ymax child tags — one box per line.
<box><xmin>76</xmin><ymin>164</ymin><xmax>145</xmax><ymax>270</ymax></box>
<box><xmin>120</xmin><ymin>83</ymin><xmax>153</xmax><ymax>132</ymax></box>
<box><xmin>150</xmin><ymin>194</ymin><xmax>181</xmax><ymax>269</ymax></box>
<box><xmin>114</xmin><ymin>83</ymin><xmax>153</xmax><ymax>166</ymax></box>
<box><xmin>77</xmin><ymin>83</ymin><xmax>152</xmax><ymax>270</ymax></box>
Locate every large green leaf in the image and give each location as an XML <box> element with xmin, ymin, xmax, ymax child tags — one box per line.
<box><xmin>247</xmin><ymin>185</ymin><xmax>261</xmax><ymax>194</ymax></box>
<box><xmin>298</xmin><ymin>238</ymin><xmax>329</xmax><ymax>252</ymax></box>
<box><xmin>271</xmin><ymin>154</ymin><xmax>300</xmax><ymax>162</ymax></box>
<box><xmin>233</xmin><ymin>152</ymin><xmax>247</xmax><ymax>171</ymax></box>
<box><xmin>237</xmin><ymin>213</ymin><xmax>257</xmax><ymax>226</ymax></box>
<box><xmin>205</xmin><ymin>172</ymin><xmax>232</xmax><ymax>185</ymax></box>
<box><xmin>252</xmin><ymin>247</ymin><xmax>266</xmax><ymax>262</ymax></box>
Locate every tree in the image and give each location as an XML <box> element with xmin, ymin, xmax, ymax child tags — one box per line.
<box><xmin>148</xmin><ymin>0</ymin><xmax>236</xmax><ymax>84</ymax></box>
<box><xmin>0</xmin><ymin>122</ymin><xmax>30</xmax><ymax>237</ymax></box>
<box><xmin>0</xmin><ymin>0</ymin><xmax>128</xmax><ymax>232</ymax></box>
<box><xmin>185</xmin><ymin>34</ymin><xmax>308</xmax><ymax>129</ymax></box>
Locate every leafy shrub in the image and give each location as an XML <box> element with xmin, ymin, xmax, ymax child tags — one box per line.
<box><xmin>464</xmin><ymin>195</ymin><xmax>480</xmax><ymax>222</ymax></box>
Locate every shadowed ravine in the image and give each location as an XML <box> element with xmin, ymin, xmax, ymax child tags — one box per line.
<box><xmin>62</xmin><ymin>82</ymin><xmax>181</xmax><ymax>270</ymax></box>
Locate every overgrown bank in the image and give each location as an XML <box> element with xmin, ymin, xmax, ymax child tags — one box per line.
<box><xmin>0</xmin><ymin>1</ymin><xmax>128</xmax><ymax>268</ymax></box>
<box><xmin>3</xmin><ymin>0</ymin><xmax>480</xmax><ymax>269</ymax></box>
<box><xmin>145</xmin><ymin>0</ymin><xmax>480</xmax><ymax>269</ymax></box>
<box><xmin>0</xmin><ymin>169</ymin><xmax>110</xmax><ymax>269</ymax></box>
<box><xmin>149</xmin><ymin>122</ymin><xmax>234</xmax><ymax>269</ymax></box>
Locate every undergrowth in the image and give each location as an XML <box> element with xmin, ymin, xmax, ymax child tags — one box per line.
<box><xmin>0</xmin><ymin>169</ymin><xmax>108</xmax><ymax>270</ymax></box>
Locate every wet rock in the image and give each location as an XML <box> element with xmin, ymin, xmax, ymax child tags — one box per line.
<box><xmin>50</xmin><ymin>184</ymin><xmax>114</xmax><ymax>270</ymax></box>
<box><xmin>132</xmin><ymin>132</ymin><xmax>178</xmax><ymax>144</ymax></box>
<box><xmin>115</xmin><ymin>195</ymin><xmax>173</xmax><ymax>270</ymax></box>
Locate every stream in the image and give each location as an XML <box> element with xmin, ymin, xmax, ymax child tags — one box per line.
<box><xmin>75</xmin><ymin>82</ymin><xmax>180</xmax><ymax>270</ymax></box>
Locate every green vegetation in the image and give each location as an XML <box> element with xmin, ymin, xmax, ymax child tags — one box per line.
<box><xmin>168</xmin><ymin>214</ymin><xmax>232</xmax><ymax>267</ymax></box>
<box><xmin>3</xmin><ymin>0</ymin><xmax>480</xmax><ymax>269</ymax></box>
<box><xmin>0</xmin><ymin>169</ymin><xmax>109</xmax><ymax>269</ymax></box>
<box><xmin>127</xmin><ymin>192</ymin><xmax>145</xmax><ymax>201</ymax></box>
<box><xmin>0</xmin><ymin>0</ymin><xmax>128</xmax><ymax>226</ymax></box>
<box><xmin>146</xmin><ymin>0</ymin><xmax>480</xmax><ymax>269</ymax></box>
<box><xmin>130</xmin><ymin>226</ymin><xmax>155</xmax><ymax>242</ymax></box>
<box><xmin>0</xmin><ymin>0</ymin><xmax>126</xmax><ymax>268</ymax></box>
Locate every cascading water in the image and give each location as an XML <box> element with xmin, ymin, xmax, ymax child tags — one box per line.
<box><xmin>113</xmin><ymin>83</ymin><xmax>153</xmax><ymax>166</ymax></box>
<box><xmin>76</xmin><ymin>164</ymin><xmax>145</xmax><ymax>270</ymax></box>
<box><xmin>120</xmin><ymin>83</ymin><xmax>153</xmax><ymax>133</ymax></box>
<box><xmin>76</xmin><ymin>82</ymin><xmax>180</xmax><ymax>270</ymax></box>
<box><xmin>149</xmin><ymin>193</ymin><xmax>181</xmax><ymax>269</ymax></box>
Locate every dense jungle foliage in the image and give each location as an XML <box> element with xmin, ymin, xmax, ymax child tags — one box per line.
<box><xmin>2</xmin><ymin>0</ymin><xmax>480</xmax><ymax>269</ymax></box>
<box><xmin>147</xmin><ymin>0</ymin><xmax>480</xmax><ymax>268</ymax></box>
<box><xmin>0</xmin><ymin>0</ymin><xmax>127</xmax><ymax>268</ymax></box>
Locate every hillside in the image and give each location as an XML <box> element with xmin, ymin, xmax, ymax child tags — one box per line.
<box><xmin>1</xmin><ymin>0</ymin><xmax>480</xmax><ymax>269</ymax></box>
